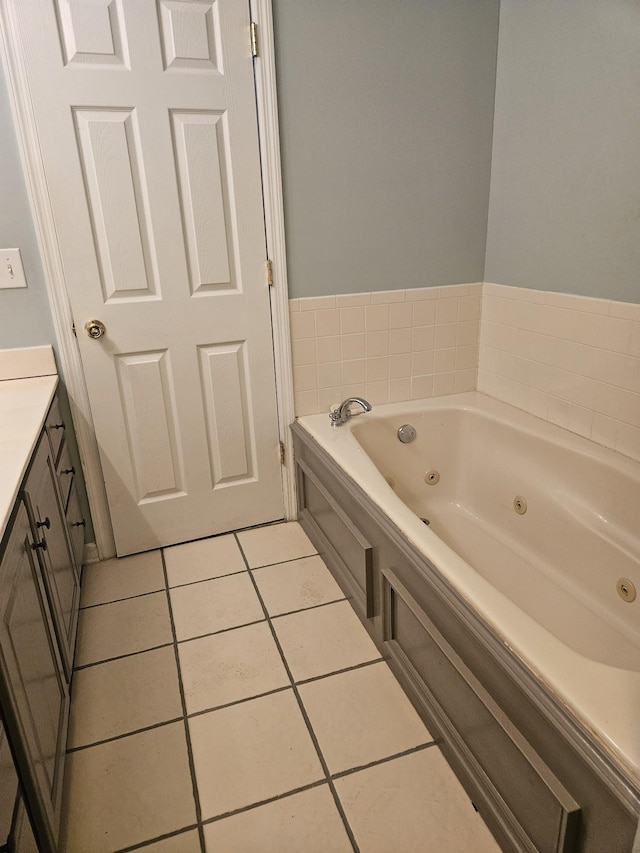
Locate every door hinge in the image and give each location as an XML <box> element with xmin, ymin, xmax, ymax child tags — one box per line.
<box><xmin>279</xmin><ymin>440</ymin><xmax>285</xmax><ymax>465</ymax></box>
<box><xmin>266</xmin><ymin>258</ymin><xmax>274</xmax><ymax>287</ymax></box>
<box><xmin>250</xmin><ymin>21</ymin><xmax>258</xmax><ymax>58</ymax></box>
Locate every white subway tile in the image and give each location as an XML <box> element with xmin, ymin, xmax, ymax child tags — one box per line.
<box><xmin>294</xmin><ymin>390</ymin><xmax>319</xmax><ymax>416</ymax></box>
<box><xmin>412</xmin><ymin>326</ymin><xmax>436</xmax><ymax>352</ymax></box>
<box><xmin>411</xmin><ymin>351</ymin><xmax>434</xmax><ymax>376</ymax></box>
<box><xmin>365</xmin><ymin>304</ymin><xmax>389</xmax><ymax>331</ymax></box>
<box><xmin>335</xmin><ymin>292</ymin><xmax>372</xmax><ymax>307</ymax></box>
<box><xmin>608</xmin><ymin>300</ymin><xmax>640</xmax><ymax>322</ymax></box>
<box><xmin>458</xmin><ymin>295</ymin><xmax>482</xmax><ymax>322</ymax></box>
<box><xmin>318</xmin><ymin>386</ymin><xmax>343</xmax><ymax>412</ymax></box>
<box><xmin>389</xmin><ymin>377</ymin><xmax>412</xmax><ymax>402</ymax></box>
<box><xmin>411</xmin><ymin>375</ymin><xmax>433</xmax><ymax>399</ymax></box>
<box><xmin>434</xmin><ymin>348</ymin><xmax>456</xmax><ymax>374</ymax></box>
<box><xmin>438</xmin><ymin>284</ymin><xmax>469</xmax><ymax>298</ymax></box>
<box><xmin>453</xmin><ymin>369</ymin><xmax>476</xmax><ymax>393</ymax></box>
<box><xmin>341</xmin><ymin>333</ymin><xmax>366</xmax><ymax>361</ymax></box>
<box><xmin>436</xmin><ymin>297</ymin><xmax>459</xmax><ymax>324</ymax></box>
<box><xmin>342</xmin><ymin>359</ymin><xmax>366</xmax><ymax>385</ymax></box>
<box><xmin>389</xmin><ymin>328</ymin><xmax>412</xmax><ymax>354</ymax></box>
<box><xmin>340</xmin><ymin>306</ymin><xmax>366</xmax><ymax>334</ymax></box>
<box><xmin>292</xmin><ymin>338</ymin><xmax>317</xmax><ymax>366</ymax></box>
<box><xmin>293</xmin><ymin>364</ymin><xmax>317</xmax><ymax>392</ymax></box>
<box><xmin>290</xmin><ymin>311</ymin><xmax>316</xmax><ymax>340</ymax></box>
<box><xmin>456</xmin><ymin>320</ymin><xmax>480</xmax><ymax>347</ymax></box>
<box><xmin>289</xmin><ymin>299</ymin><xmax>301</xmax><ymax>313</ymax></box>
<box><xmin>434</xmin><ymin>324</ymin><xmax>457</xmax><ymax>349</ymax></box>
<box><xmin>315</xmin><ymin>308</ymin><xmax>341</xmax><ymax>337</ymax></box>
<box><xmin>405</xmin><ymin>286</ymin><xmax>437</xmax><ymax>301</ymax></box>
<box><xmin>371</xmin><ymin>290</ymin><xmax>406</xmax><ymax>304</ymax></box>
<box><xmin>317</xmin><ymin>362</ymin><xmax>342</xmax><ymax>389</ymax></box>
<box><xmin>389</xmin><ymin>353</ymin><xmax>412</xmax><ymax>378</ymax></box>
<box><xmin>300</xmin><ymin>296</ymin><xmax>336</xmax><ymax>311</ymax></box>
<box><xmin>389</xmin><ymin>302</ymin><xmax>413</xmax><ymax>329</ymax></box>
<box><xmin>366</xmin><ymin>357</ymin><xmax>390</xmax><ymax>382</ymax></box>
<box><xmin>591</xmin><ymin>412</ymin><xmax>619</xmax><ymax>448</ymax></box>
<box><xmin>412</xmin><ymin>300</ymin><xmax>436</xmax><ymax>326</ymax></box>
<box><xmin>365</xmin><ymin>380</ymin><xmax>390</xmax><ymax>405</ymax></box>
<box><xmin>316</xmin><ymin>336</ymin><xmax>341</xmax><ymax>364</ymax></box>
<box><xmin>615</xmin><ymin>421</ymin><xmax>640</xmax><ymax>461</ymax></box>
<box><xmin>365</xmin><ymin>330</ymin><xmax>389</xmax><ymax>357</ymax></box>
<box><xmin>433</xmin><ymin>372</ymin><xmax>456</xmax><ymax>396</ymax></box>
<box><xmin>455</xmin><ymin>345</ymin><xmax>478</xmax><ymax>372</ymax></box>
<box><xmin>600</xmin><ymin>316</ymin><xmax>633</xmax><ymax>354</ymax></box>
<box><xmin>567</xmin><ymin>404</ymin><xmax>593</xmax><ymax>439</ymax></box>
<box><xmin>630</xmin><ymin>323</ymin><xmax>640</xmax><ymax>357</ymax></box>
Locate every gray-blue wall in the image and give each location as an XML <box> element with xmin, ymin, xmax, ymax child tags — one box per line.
<box><xmin>485</xmin><ymin>0</ymin><xmax>640</xmax><ymax>303</ymax></box>
<box><xmin>0</xmin><ymin>65</ymin><xmax>55</xmax><ymax>347</ymax></box>
<box><xmin>273</xmin><ymin>0</ymin><xmax>500</xmax><ymax>298</ymax></box>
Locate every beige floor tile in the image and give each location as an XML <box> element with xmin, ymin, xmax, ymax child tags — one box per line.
<box><xmin>237</xmin><ymin>521</ymin><xmax>316</xmax><ymax>568</ymax></box>
<box><xmin>80</xmin><ymin>550</ymin><xmax>165</xmax><ymax>607</ymax></box>
<box><xmin>164</xmin><ymin>534</ymin><xmax>246</xmax><ymax>587</ymax></box>
<box><xmin>67</xmin><ymin>646</ymin><xmax>183</xmax><ymax>748</ymax></box>
<box><xmin>60</xmin><ymin>723</ymin><xmax>196</xmax><ymax>853</ymax></box>
<box><xmin>137</xmin><ymin>830</ymin><xmax>202</xmax><ymax>853</ymax></box>
<box><xmin>189</xmin><ymin>690</ymin><xmax>324</xmax><ymax>819</ymax></box>
<box><xmin>178</xmin><ymin>621</ymin><xmax>289</xmax><ymax>714</ymax></box>
<box><xmin>299</xmin><ymin>661</ymin><xmax>432</xmax><ymax>773</ymax></box>
<box><xmin>74</xmin><ymin>591</ymin><xmax>173</xmax><ymax>666</ymax></box>
<box><xmin>272</xmin><ymin>600</ymin><xmax>380</xmax><ymax>681</ymax></box>
<box><xmin>253</xmin><ymin>555</ymin><xmax>344</xmax><ymax>616</ymax></box>
<box><xmin>203</xmin><ymin>785</ymin><xmax>352</xmax><ymax>853</ymax></box>
<box><xmin>170</xmin><ymin>573</ymin><xmax>264</xmax><ymax>641</ymax></box>
<box><xmin>335</xmin><ymin>749</ymin><xmax>501</xmax><ymax>853</ymax></box>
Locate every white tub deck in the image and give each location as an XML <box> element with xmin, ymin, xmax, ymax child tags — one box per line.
<box><xmin>298</xmin><ymin>392</ymin><xmax>640</xmax><ymax>785</ymax></box>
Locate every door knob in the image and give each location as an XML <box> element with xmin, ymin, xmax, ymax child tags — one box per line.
<box><xmin>84</xmin><ymin>319</ymin><xmax>106</xmax><ymax>339</ymax></box>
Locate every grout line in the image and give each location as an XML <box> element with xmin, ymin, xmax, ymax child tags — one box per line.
<box><xmin>113</xmin><ymin>824</ymin><xmax>200</xmax><ymax>853</ymax></box>
<box><xmin>73</xmin><ymin>641</ymin><xmax>175</xmax><ymax>671</ymax></box>
<box><xmin>234</xmin><ymin>532</ymin><xmax>361</xmax><ymax>853</ymax></box>
<box><xmin>160</xmin><ymin>549</ymin><xmax>207</xmax><ymax>853</ymax></box>
<box><xmin>330</xmin><ymin>740</ymin><xmax>437</xmax><ymax>782</ymax></box>
<box><xmin>186</xmin><ymin>685</ymin><xmax>291</xmax><ymax>720</ymax></box>
<box><xmin>165</xmin><ymin>567</ymin><xmax>248</xmax><ymax>590</ymax></box>
<box><xmin>245</xmin><ymin>550</ymin><xmax>318</xmax><ymax>570</ymax></box>
<box><xmin>175</xmin><ymin>617</ymin><xmax>267</xmax><ymax>645</ymax></box>
<box><xmin>268</xmin><ymin>595</ymin><xmax>347</xmax><ymax>620</ymax></box>
<box><xmin>66</xmin><ymin>716</ymin><xmax>184</xmax><ymax>754</ymax></box>
<box><xmin>200</xmin><ymin>778</ymin><xmax>327</xmax><ymax>827</ymax></box>
<box><xmin>294</xmin><ymin>656</ymin><xmax>384</xmax><ymax>687</ymax></box>
<box><xmin>79</xmin><ymin>587</ymin><xmax>166</xmax><ymax>610</ymax></box>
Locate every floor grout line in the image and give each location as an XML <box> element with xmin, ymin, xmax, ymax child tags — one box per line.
<box><xmin>72</xmin><ymin>641</ymin><xmax>175</xmax><ymax>671</ymax></box>
<box><xmin>234</xmin><ymin>531</ymin><xmax>362</xmax><ymax>853</ymax></box>
<box><xmin>160</xmin><ymin>549</ymin><xmax>207</xmax><ymax>853</ymax></box>
<box><xmin>66</xmin><ymin>716</ymin><xmax>184</xmax><ymax>754</ymax></box>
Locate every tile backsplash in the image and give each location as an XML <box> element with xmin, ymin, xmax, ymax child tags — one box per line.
<box><xmin>478</xmin><ymin>283</ymin><xmax>640</xmax><ymax>462</ymax></box>
<box><xmin>289</xmin><ymin>284</ymin><xmax>482</xmax><ymax>416</ymax></box>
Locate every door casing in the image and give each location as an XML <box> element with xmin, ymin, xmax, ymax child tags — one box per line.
<box><xmin>0</xmin><ymin>0</ymin><xmax>296</xmax><ymax>560</ymax></box>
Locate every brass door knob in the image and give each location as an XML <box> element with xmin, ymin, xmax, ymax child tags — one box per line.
<box><xmin>84</xmin><ymin>319</ymin><xmax>106</xmax><ymax>339</ymax></box>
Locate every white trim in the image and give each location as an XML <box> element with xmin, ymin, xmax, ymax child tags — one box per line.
<box><xmin>251</xmin><ymin>0</ymin><xmax>297</xmax><ymax>520</ymax></box>
<box><xmin>0</xmin><ymin>4</ymin><xmax>116</xmax><ymax>559</ymax></box>
<box><xmin>0</xmin><ymin>1</ymin><xmax>296</xmax><ymax>549</ymax></box>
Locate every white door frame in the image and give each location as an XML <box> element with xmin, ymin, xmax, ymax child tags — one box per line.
<box><xmin>0</xmin><ymin>0</ymin><xmax>296</xmax><ymax>561</ymax></box>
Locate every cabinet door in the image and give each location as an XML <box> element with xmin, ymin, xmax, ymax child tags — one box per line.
<box><xmin>0</xmin><ymin>500</ymin><xmax>69</xmax><ymax>852</ymax></box>
<box><xmin>25</xmin><ymin>437</ymin><xmax>80</xmax><ymax>680</ymax></box>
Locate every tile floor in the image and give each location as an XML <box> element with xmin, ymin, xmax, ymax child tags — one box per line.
<box><xmin>60</xmin><ymin>521</ymin><xmax>501</xmax><ymax>853</ymax></box>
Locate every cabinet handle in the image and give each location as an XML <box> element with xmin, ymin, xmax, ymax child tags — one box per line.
<box><xmin>71</xmin><ymin>519</ymin><xmax>86</xmax><ymax>528</ymax></box>
<box><xmin>32</xmin><ymin>539</ymin><xmax>47</xmax><ymax>552</ymax></box>
<box><xmin>50</xmin><ymin>422</ymin><xmax>65</xmax><ymax>430</ymax></box>
<box><xmin>62</xmin><ymin>467</ymin><xmax>75</xmax><ymax>476</ymax></box>
<box><xmin>36</xmin><ymin>517</ymin><xmax>51</xmax><ymax>529</ymax></box>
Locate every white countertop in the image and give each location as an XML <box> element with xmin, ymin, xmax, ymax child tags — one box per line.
<box><xmin>0</xmin><ymin>347</ymin><xmax>58</xmax><ymax>539</ymax></box>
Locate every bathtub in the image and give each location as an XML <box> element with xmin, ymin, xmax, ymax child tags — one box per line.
<box><xmin>292</xmin><ymin>391</ymin><xmax>640</xmax><ymax>851</ymax></box>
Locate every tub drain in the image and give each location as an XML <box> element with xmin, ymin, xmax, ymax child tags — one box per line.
<box><xmin>420</xmin><ymin>517</ymin><xmax>431</xmax><ymax>526</ymax></box>
<box><xmin>617</xmin><ymin>578</ymin><xmax>637</xmax><ymax>603</ymax></box>
<box><xmin>513</xmin><ymin>496</ymin><xmax>527</xmax><ymax>515</ymax></box>
<box><xmin>424</xmin><ymin>469</ymin><xmax>440</xmax><ymax>485</ymax></box>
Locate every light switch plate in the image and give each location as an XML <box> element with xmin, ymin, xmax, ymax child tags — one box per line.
<box><xmin>0</xmin><ymin>249</ymin><xmax>27</xmax><ymax>289</ymax></box>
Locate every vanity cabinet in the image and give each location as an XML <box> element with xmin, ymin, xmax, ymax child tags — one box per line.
<box><xmin>0</xmin><ymin>389</ymin><xmax>83</xmax><ymax>852</ymax></box>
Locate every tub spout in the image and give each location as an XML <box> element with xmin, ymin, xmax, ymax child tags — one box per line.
<box><xmin>330</xmin><ymin>397</ymin><xmax>372</xmax><ymax>427</ymax></box>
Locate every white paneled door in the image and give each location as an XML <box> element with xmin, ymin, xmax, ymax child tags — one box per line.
<box><xmin>10</xmin><ymin>1</ymin><xmax>284</xmax><ymax>554</ymax></box>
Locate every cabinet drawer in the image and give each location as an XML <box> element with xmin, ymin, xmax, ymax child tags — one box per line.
<box><xmin>382</xmin><ymin>568</ymin><xmax>580</xmax><ymax>853</ymax></box>
<box><xmin>56</xmin><ymin>441</ymin><xmax>75</xmax><ymax>513</ymax></box>
<box><xmin>66</xmin><ymin>486</ymin><xmax>86</xmax><ymax>571</ymax></box>
<box><xmin>45</xmin><ymin>398</ymin><xmax>66</xmax><ymax>465</ymax></box>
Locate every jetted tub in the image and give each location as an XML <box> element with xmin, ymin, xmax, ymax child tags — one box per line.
<box><xmin>292</xmin><ymin>391</ymin><xmax>640</xmax><ymax>852</ymax></box>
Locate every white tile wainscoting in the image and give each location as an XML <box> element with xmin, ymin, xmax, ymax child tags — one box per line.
<box><xmin>479</xmin><ymin>283</ymin><xmax>640</xmax><ymax>463</ymax></box>
<box><xmin>289</xmin><ymin>284</ymin><xmax>482</xmax><ymax>416</ymax></box>
<box><xmin>290</xmin><ymin>283</ymin><xmax>640</xmax><ymax>462</ymax></box>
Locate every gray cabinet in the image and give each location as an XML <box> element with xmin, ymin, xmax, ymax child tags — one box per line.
<box><xmin>0</xmin><ymin>390</ymin><xmax>83</xmax><ymax>852</ymax></box>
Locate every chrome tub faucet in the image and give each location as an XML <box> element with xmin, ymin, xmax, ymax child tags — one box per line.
<box><xmin>329</xmin><ymin>397</ymin><xmax>372</xmax><ymax>427</ymax></box>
